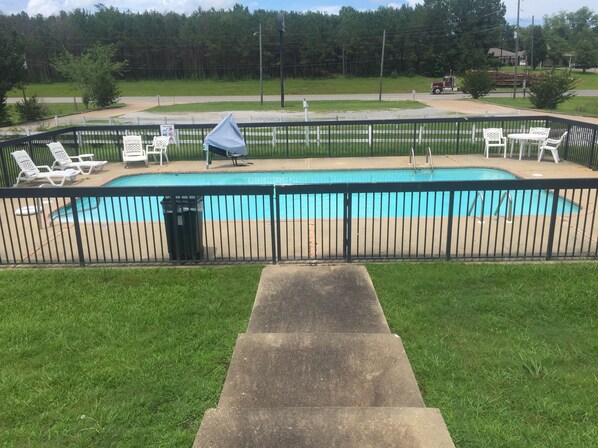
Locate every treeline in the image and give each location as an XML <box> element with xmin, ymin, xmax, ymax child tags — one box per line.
<box><xmin>1</xmin><ymin>1</ymin><xmax>595</xmax><ymax>83</ymax></box>
<box><xmin>0</xmin><ymin>1</ymin><xmax>509</xmax><ymax>82</ymax></box>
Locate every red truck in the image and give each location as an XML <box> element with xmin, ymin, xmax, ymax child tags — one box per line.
<box><xmin>431</xmin><ymin>74</ymin><xmax>457</xmax><ymax>94</ymax></box>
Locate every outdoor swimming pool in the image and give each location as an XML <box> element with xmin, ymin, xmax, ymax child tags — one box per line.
<box><xmin>61</xmin><ymin>168</ymin><xmax>578</xmax><ymax>222</ymax></box>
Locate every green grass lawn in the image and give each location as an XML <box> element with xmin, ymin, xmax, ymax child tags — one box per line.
<box><xmin>369</xmin><ymin>262</ymin><xmax>598</xmax><ymax>448</ymax></box>
<box><xmin>9</xmin><ymin>76</ymin><xmax>437</xmax><ymax>98</ymax></box>
<box><xmin>9</xmin><ymin>71</ymin><xmax>596</xmax><ymax>99</ymax></box>
<box><xmin>148</xmin><ymin>100</ymin><xmax>426</xmax><ymax>114</ymax></box>
<box><xmin>479</xmin><ymin>96</ymin><xmax>598</xmax><ymax>118</ymax></box>
<box><xmin>0</xmin><ymin>267</ymin><xmax>262</xmax><ymax>447</ymax></box>
<box><xmin>2</xmin><ymin>263</ymin><xmax>597</xmax><ymax>447</ymax></box>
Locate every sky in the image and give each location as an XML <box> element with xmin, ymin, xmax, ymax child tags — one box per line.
<box><xmin>0</xmin><ymin>0</ymin><xmax>593</xmax><ymax>26</ymax></box>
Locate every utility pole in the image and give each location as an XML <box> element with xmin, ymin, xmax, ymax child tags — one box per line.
<box><xmin>277</xmin><ymin>12</ymin><xmax>285</xmax><ymax>108</ymax></box>
<box><xmin>255</xmin><ymin>23</ymin><xmax>263</xmax><ymax>105</ymax></box>
<box><xmin>530</xmin><ymin>16</ymin><xmax>534</xmax><ymax>71</ymax></box>
<box><xmin>378</xmin><ymin>30</ymin><xmax>386</xmax><ymax>102</ymax></box>
<box><xmin>513</xmin><ymin>0</ymin><xmax>521</xmax><ymax>98</ymax></box>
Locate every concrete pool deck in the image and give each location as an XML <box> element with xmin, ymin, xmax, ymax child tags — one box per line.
<box><xmin>75</xmin><ymin>153</ymin><xmax>598</xmax><ymax>189</ymax></box>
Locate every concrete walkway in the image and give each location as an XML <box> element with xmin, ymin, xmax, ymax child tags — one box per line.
<box><xmin>193</xmin><ymin>265</ymin><xmax>455</xmax><ymax>447</ymax></box>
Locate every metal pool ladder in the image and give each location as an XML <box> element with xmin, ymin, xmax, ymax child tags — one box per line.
<box><xmin>426</xmin><ymin>147</ymin><xmax>434</xmax><ymax>170</ymax></box>
<box><xmin>493</xmin><ymin>191</ymin><xmax>513</xmax><ymax>223</ymax></box>
<box><xmin>467</xmin><ymin>192</ymin><xmax>485</xmax><ymax>223</ymax></box>
<box><xmin>409</xmin><ymin>147</ymin><xmax>416</xmax><ymax>171</ymax></box>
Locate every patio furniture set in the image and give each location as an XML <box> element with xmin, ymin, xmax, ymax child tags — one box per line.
<box><xmin>122</xmin><ymin>135</ymin><xmax>170</xmax><ymax>168</ymax></box>
<box><xmin>483</xmin><ymin>127</ymin><xmax>568</xmax><ymax>163</ymax></box>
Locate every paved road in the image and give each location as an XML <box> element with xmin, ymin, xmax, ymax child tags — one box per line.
<box><xmin>7</xmin><ymin>90</ymin><xmax>598</xmax><ymax>105</ymax></box>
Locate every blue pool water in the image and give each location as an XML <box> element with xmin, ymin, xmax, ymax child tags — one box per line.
<box><xmin>61</xmin><ymin>168</ymin><xmax>578</xmax><ymax>222</ymax></box>
<box><xmin>107</xmin><ymin>167</ymin><xmax>516</xmax><ymax>187</ymax></box>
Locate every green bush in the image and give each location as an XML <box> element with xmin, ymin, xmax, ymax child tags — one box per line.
<box><xmin>14</xmin><ymin>95</ymin><xmax>47</xmax><ymax>122</ymax></box>
<box><xmin>528</xmin><ymin>69</ymin><xmax>578</xmax><ymax>109</ymax></box>
<box><xmin>460</xmin><ymin>70</ymin><xmax>494</xmax><ymax>99</ymax></box>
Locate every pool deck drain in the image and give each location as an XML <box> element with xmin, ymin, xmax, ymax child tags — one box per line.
<box><xmin>193</xmin><ymin>265</ymin><xmax>455</xmax><ymax>448</ymax></box>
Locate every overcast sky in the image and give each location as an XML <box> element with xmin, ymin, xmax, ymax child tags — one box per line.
<box><xmin>0</xmin><ymin>0</ymin><xmax>593</xmax><ymax>26</ymax></box>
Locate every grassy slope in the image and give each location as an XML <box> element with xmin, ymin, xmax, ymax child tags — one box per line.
<box><xmin>0</xmin><ymin>267</ymin><xmax>262</xmax><ymax>447</ymax></box>
<box><xmin>1</xmin><ymin>264</ymin><xmax>597</xmax><ymax>447</ymax></box>
<box><xmin>369</xmin><ymin>262</ymin><xmax>598</xmax><ymax>448</ymax></box>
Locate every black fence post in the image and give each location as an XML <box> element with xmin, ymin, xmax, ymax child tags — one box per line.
<box><xmin>588</xmin><ymin>128</ymin><xmax>597</xmax><ymax>170</ymax></box>
<box><xmin>271</xmin><ymin>188</ymin><xmax>279</xmax><ymax>264</ymax></box>
<box><xmin>69</xmin><ymin>197</ymin><xmax>87</xmax><ymax>267</ymax></box>
<box><xmin>545</xmin><ymin>188</ymin><xmax>560</xmax><ymax>261</ymax></box>
<box><xmin>445</xmin><ymin>190</ymin><xmax>455</xmax><ymax>260</ymax></box>
<box><xmin>0</xmin><ymin>149</ymin><xmax>11</xmax><ymax>187</ymax></box>
<box><xmin>344</xmin><ymin>191</ymin><xmax>352</xmax><ymax>262</ymax></box>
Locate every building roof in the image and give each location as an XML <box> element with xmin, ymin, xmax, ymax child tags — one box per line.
<box><xmin>488</xmin><ymin>48</ymin><xmax>526</xmax><ymax>58</ymax></box>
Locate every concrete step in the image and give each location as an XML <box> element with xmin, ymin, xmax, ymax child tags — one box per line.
<box><xmin>218</xmin><ymin>333</ymin><xmax>424</xmax><ymax>408</ymax></box>
<box><xmin>194</xmin><ymin>407</ymin><xmax>455</xmax><ymax>448</ymax></box>
<box><xmin>247</xmin><ymin>265</ymin><xmax>390</xmax><ymax>334</ymax></box>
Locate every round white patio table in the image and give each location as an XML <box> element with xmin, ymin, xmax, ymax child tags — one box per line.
<box><xmin>507</xmin><ymin>133</ymin><xmax>547</xmax><ymax>160</ymax></box>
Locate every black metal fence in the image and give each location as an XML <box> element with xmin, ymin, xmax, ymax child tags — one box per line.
<box><xmin>1</xmin><ymin>178</ymin><xmax>597</xmax><ymax>266</ymax></box>
<box><xmin>1</xmin><ymin>115</ymin><xmax>597</xmax><ymax>188</ymax></box>
<box><xmin>1</xmin><ymin>115</ymin><xmax>598</xmax><ymax>266</ymax></box>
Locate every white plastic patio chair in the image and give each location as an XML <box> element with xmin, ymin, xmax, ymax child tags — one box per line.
<box><xmin>48</xmin><ymin>142</ymin><xmax>107</xmax><ymax>174</ymax></box>
<box><xmin>122</xmin><ymin>135</ymin><xmax>148</xmax><ymax>168</ymax></box>
<box><xmin>483</xmin><ymin>128</ymin><xmax>507</xmax><ymax>158</ymax></box>
<box><xmin>524</xmin><ymin>127</ymin><xmax>551</xmax><ymax>157</ymax></box>
<box><xmin>538</xmin><ymin>132</ymin><xmax>568</xmax><ymax>163</ymax></box>
<box><xmin>11</xmin><ymin>150</ymin><xmax>79</xmax><ymax>186</ymax></box>
<box><xmin>146</xmin><ymin>136</ymin><xmax>170</xmax><ymax>165</ymax></box>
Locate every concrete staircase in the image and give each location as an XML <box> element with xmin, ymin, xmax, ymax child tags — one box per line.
<box><xmin>193</xmin><ymin>265</ymin><xmax>455</xmax><ymax>448</ymax></box>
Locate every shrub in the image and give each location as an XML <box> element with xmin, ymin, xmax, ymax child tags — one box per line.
<box><xmin>460</xmin><ymin>70</ymin><xmax>494</xmax><ymax>99</ymax></box>
<box><xmin>14</xmin><ymin>95</ymin><xmax>47</xmax><ymax>122</ymax></box>
<box><xmin>528</xmin><ymin>69</ymin><xmax>577</xmax><ymax>109</ymax></box>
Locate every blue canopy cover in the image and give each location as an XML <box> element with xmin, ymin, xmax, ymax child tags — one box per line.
<box><xmin>203</xmin><ymin>113</ymin><xmax>248</xmax><ymax>158</ymax></box>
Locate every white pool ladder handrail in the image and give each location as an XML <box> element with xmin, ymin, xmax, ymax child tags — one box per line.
<box><xmin>426</xmin><ymin>147</ymin><xmax>434</xmax><ymax>170</ymax></box>
<box><xmin>493</xmin><ymin>191</ymin><xmax>513</xmax><ymax>223</ymax></box>
<box><xmin>467</xmin><ymin>192</ymin><xmax>485</xmax><ymax>223</ymax></box>
<box><xmin>409</xmin><ymin>147</ymin><xmax>416</xmax><ymax>171</ymax></box>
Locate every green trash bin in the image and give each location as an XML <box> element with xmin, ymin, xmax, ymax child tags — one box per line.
<box><xmin>161</xmin><ymin>196</ymin><xmax>203</xmax><ymax>260</ymax></box>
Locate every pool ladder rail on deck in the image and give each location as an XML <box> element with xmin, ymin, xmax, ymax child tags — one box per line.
<box><xmin>408</xmin><ymin>147</ymin><xmax>434</xmax><ymax>171</ymax></box>
<box><xmin>467</xmin><ymin>191</ymin><xmax>513</xmax><ymax>224</ymax></box>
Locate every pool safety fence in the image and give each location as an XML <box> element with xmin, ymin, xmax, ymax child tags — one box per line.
<box><xmin>2</xmin><ymin>178</ymin><xmax>598</xmax><ymax>266</ymax></box>
<box><xmin>1</xmin><ymin>115</ymin><xmax>597</xmax><ymax>187</ymax></box>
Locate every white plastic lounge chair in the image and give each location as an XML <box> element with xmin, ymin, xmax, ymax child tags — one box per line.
<box><xmin>146</xmin><ymin>136</ymin><xmax>170</xmax><ymax>165</ymax></box>
<box><xmin>11</xmin><ymin>150</ymin><xmax>79</xmax><ymax>186</ymax></box>
<box><xmin>483</xmin><ymin>128</ymin><xmax>508</xmax><ymax>158</ymax></box>
<box><xmin>538</xmin><ymin>132</ymin><xmax>568</xmax><ymax>163</ymax></box>
<box><xmin>122</xmin><ymin>135</ymin><xmax>148</xmax><ymax>168</ymax></box>
<box><xmin>47</xmin><ymin>142</ymin><xmax>107</xmax><ymax>174</ymax></box>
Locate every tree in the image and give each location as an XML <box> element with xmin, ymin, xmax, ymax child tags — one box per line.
<box><xmin>460</xmin><ymin>70</ymin><xmax>493</xmax><ymax>99</ymax></box>
<box><xmin>528</xmin><ymin>69</ymin><xmax>577</xmax><ymax>109</ymax></box>
<box><xmin>0</xmin><ymin>29</ymin><xmax>27</xmax><ymax>125</ymax></box>
<box><xmin>52</xmin><ymin>44</ymin><xmax>126</xmax><ymax>109</ymax></box>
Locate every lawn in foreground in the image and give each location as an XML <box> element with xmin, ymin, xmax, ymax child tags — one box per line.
<box><xmin>368</xmin><ymin>262</ymin><xmax>598</xmax><ymax>448</ymax></box>
<box><xmin>0</xmin><ymin>266</ymin><xmax>262</xmax><ymax>447</ymax></box>
<box><xmin>2</xmin><ymin>263</ymin><xmax>597</xmax><ymax>448</ymax></box>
